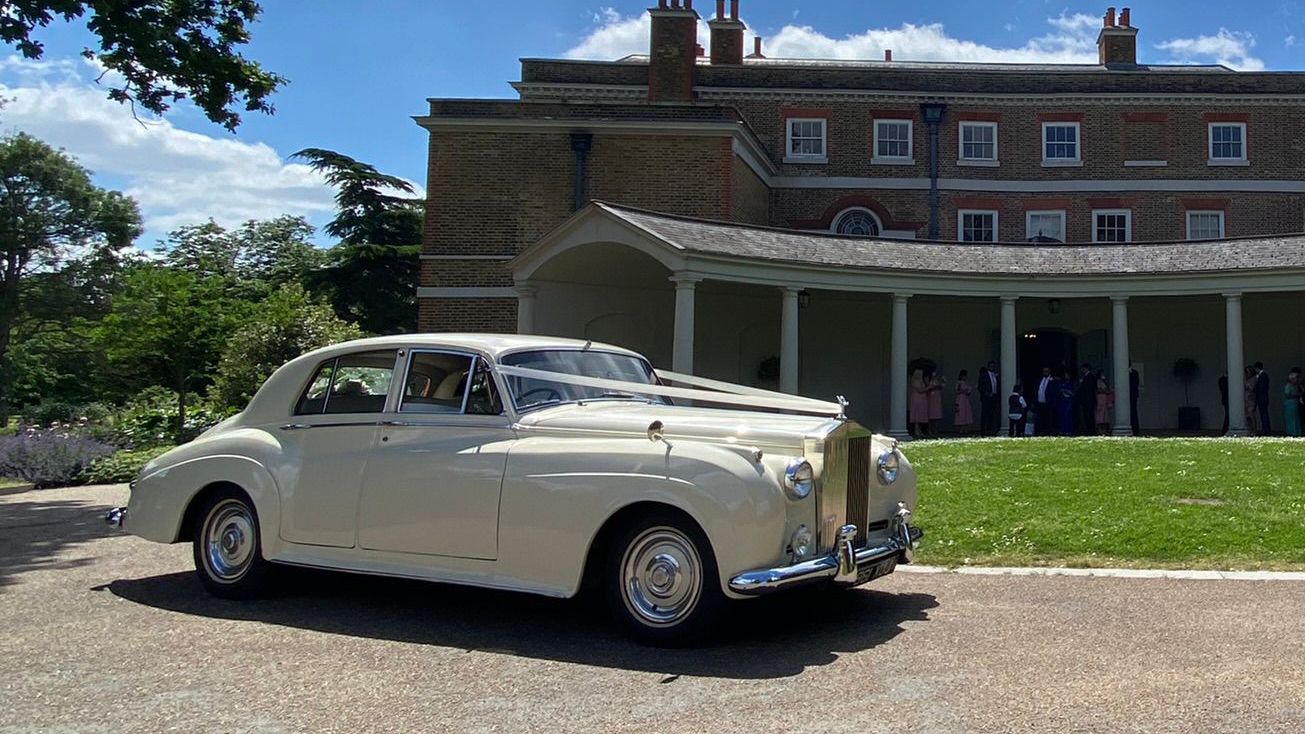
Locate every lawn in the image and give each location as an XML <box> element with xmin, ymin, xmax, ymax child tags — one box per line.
<box><xmin>905</xmin><ymin>437</ymin><xmax>1305</xmax><ymax>571</ymax></box>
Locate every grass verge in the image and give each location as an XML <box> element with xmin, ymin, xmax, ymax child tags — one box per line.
<box><xmin>906</xmin><ymin>437</ymin><xmax>1305</xmax><ymax>571</ymax></box>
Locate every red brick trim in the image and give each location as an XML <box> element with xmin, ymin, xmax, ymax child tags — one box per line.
<box><xmin>1203</xmin><ymin>112</ymin><xmax>1249</xmax><ymax>122</ymax></box>
<box><xmin>790</xmin><ymin>194</ymin><xmax>925</xmax><ymax>232</ymax></box>
<box><xmin>1037</xmin><ymin>112</ymin><xmax>1085</xmax><ymax>122</ymax></box>
<box><xmin>955</xmin><ymin>111</ymin><xmax>1002</xmax><ymax>122</ymax></box>
<box><xmin>781</xmin><ymin>107</ymin><xmax>832</xmax><ymax>118</ymax></box>
<box><xmin>867</xmin><ymin>109</ymin><xmax>916</xmax><ymax>119</ymax></box>
<box><xmin>1087</xmin><ymin>197</ymin><xmax>1134</xmax><ymax>209</ymax></box>
<box><xmin>1122</xmin><ymin>112</ymin><xmax>1167</xmax><ymax>123</ymax></box>
<box><xmin>1182</xmin><ymin>198</ymin><xmax>1230</xmax><ymax>211</ymax></box>
<box><xmin>955</xmin><ymin>197</ymin><xmax>1004</xmax><ymax>210</ymax></box>
<box><xmin>1022</xmin><ymin>198</ymin><xmax>1073</xmax><ymax>211</ymax></box>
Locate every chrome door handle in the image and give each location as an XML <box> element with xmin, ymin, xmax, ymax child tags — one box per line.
<box><xmin>279</xmin><ymin>423</ymin><xmax>313</xmax><ymax>431</ymax></box>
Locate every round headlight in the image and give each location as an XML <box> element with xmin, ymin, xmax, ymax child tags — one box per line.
<box><xmin>789</xmin><ymin>524</ymin><xmax>813</xmax><ymax>559</ymax></box>
<box><xmin>877</xmin><ymin>449</ymin><xmax>900</xmax><ymax>484</ymax></box>
<box><xmin>784</xmin><ymin>458</ymin><xmax>814</xmax><ymax>500</ymax></box>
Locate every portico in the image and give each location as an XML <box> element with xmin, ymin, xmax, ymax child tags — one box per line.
<box><xmin>512</xmin><ymin>202</ymin><xmax>1305</xmax><ymax>436</ymax></box>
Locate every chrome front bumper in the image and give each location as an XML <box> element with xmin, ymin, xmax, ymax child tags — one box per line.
<box><xmin>729</xmin><ymin>509</ymin><xmax>922</xmax><ymax>596</ymax></box>
<box><xmin>104</xmin><ymin>507</ymin><xmax>127</xmax><ymax>528</ymax></box>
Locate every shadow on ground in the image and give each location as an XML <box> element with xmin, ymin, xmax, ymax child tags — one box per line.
<box><xmin>0</xmin><ymin>496</ymin><xmax>118</xmax><ymax>589</ymax></box>
<box><xmin>109</xmin><ymin>568</ymin><xmax>937</xmax><ymax>679</ymax></box>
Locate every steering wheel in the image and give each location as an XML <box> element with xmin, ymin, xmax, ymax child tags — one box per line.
<box><xmin>519</xmin><ymin>386</ymin><xmax>562</xmax><ymax>404</ymax></box>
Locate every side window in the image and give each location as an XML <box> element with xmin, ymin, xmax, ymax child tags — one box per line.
<box><xmin>295</xmin><ymin>360</ymin><xmax>337</xmax><ymax>415</ymax></box>
<box><xmin>467</xmin><ymin>360</ymin><xmax>504</xmax><ymax>415</ymax></box>
<box><xmin>324</xmin><ymin>350</ymin><xmax>397</xmax><ymax>414</ymax></box>
<box><xmin>401</xmin><ymin>352</ymin><xmax>475</xmax><ymax>413</ymax></box>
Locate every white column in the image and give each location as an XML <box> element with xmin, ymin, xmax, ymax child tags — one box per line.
<box><xmin>670</xmin><ymin>275</ymin><xmax>700</xmax><ymax>375</ymax></box>
<box><xmin>888</xmin><ymin>294</ymin><xmax>911</xmax><ymax>439</ymax></box>
<box><xmin>780</xmin><ymin>287</ymin><xmax>801</xmax><ymax>394</ymax></box>
<box><xmin>1000</xmin><ymin>295</ymin><xmax>1019</xmax><ymax>435</ymax></box>
<box><xmin>1110</xmin><ymin>296</ymin><xmax>1132</xmax><ymax>436</ymax></box>
<box><xmin>1225</xmin><ymin>292</ymin><xmax>1247</xmax><ymax>437</ymax></box>
<box><xmin>514</xmin><ymin>283</ymin><xmax>538</xmax><ymax>335</ymax></box>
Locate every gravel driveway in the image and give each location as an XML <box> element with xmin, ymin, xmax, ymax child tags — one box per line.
<box><xmin>2</xmin><ymin>484</ymin><xmax>1303</xmax><ymax>734</ymax></box>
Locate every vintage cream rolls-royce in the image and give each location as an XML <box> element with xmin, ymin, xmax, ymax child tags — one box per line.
<box><xmin>108</xmin><ymin>334</ymin><xmax>921</xmax><ymax>645</ymax></box>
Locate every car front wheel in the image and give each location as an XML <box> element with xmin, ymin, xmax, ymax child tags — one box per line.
<box><xmin>192</xmin><ymin>488</ymin><xmax>274</xmax><ymax>598</ymax></box>
<box><xmin>605</xmin><ymin>512</ymin><xmax>724</xmax><ymax>647</ymax></box>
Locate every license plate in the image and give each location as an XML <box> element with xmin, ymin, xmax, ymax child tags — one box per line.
<box><xmin>856</xmin><ymin>556</ymin><xmax>898</xmax><ymax>585</ymax></box>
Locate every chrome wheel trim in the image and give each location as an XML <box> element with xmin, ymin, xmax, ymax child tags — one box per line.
<box><xmin>620</xmin><ymin>526</ymin><xmax>703</xmax><ymax>628</ymax></box>
<box><xmin>202</xmin><ymin>500</ymin><xmax>256</xmax><ymax>582</ymax></box>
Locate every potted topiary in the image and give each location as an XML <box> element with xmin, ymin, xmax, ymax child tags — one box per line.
<box><xmin>1173</xmin><ymin>358</ymin><xmax>1201</xmax><ymax>430</ymax></box>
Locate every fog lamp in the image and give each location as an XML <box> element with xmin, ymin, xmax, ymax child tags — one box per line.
<box><xmin>789</xmin><ymin>525</ymin><xmax>814</xmax><ymax>559</ymax></box>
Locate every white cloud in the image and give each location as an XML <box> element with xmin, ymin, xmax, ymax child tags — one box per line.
<box><xmin>1155</xmin><ymin>29</ymin><xmax>1265</xmax><ymax>71</ymax></box>
<box><xmin>1286</xmin><ymin>35</ymin><xmax>1297</xmax><ymax>47</ymax></box>
<box><xmin>565</xmin><ymin>10</ymin><xmax>1104</xmax><ymax>63</ymax></box>
<box><xmin>0</xmin><ymin>55</ymin><xmax>345</xmax><ymax>245</ymax></box>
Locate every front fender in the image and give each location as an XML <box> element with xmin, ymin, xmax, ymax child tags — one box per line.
<box><xmin>497</xmin><ymin>434</ymin><xmax>789</xmax><ymax>598</ymax></box>
<box><xmin>126</xmin><ymin>454</ymin><xmax>282</xmax><ymax>550</ymax></box>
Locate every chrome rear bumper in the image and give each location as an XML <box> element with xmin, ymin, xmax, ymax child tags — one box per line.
<box><xmin>729</xmin><ymin>510</ymin><xmax>922</xmax><ymax>596</ymax></box>
<box><xmin>104</xmin><ymin>507</ymin><xmax>127</xmax><ymax>528</ymax></box>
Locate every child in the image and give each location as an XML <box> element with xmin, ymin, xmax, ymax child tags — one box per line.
<box><xmin>1008</xmin><ymin>382</ymin><xmax>1028</xmax><ymax>438</ymax></box>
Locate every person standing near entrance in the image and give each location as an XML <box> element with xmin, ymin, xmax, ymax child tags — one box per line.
<box><xmin>1129</xmin><ymin>366</ymin><xmax>1141</xmax><ymax>436</ymax></box>
<box><xmin>1075</xmin><ymin>364</ymin><xmax>1097</xmax><ymax>435</ymax></box>
<box><xmin>908</xmin><ymin>368</ymin><xmax>930</xmax><ymax>438</ymax></box>
<box><xmin>1008</xmin><ymin>382</ymin><xmax>1028</xmax><ymax>438</ymax></box>
<box><xmin>926</xmin><ymin>369</ymin><xmax>945</xmax><ymax>435</ymax></box>
<box><xmin>1244</xmin><ymin>365</ymin><xmax>1261</xmax><ymax>435</ymax></box>
<box><xmin>978</xmin><ymin>361</ymin><xmax>1000</xmax><ymax>437</ymax></box>
<box><xmin>1285</xmin><ymin>369</ymin><xmax>1302</xmax><ymax>438</ymax></box>
<box><xmin>953</xmin><ymin>370</ymin><xmax>974</xmax><ymax>434</ymax></box>
<box><xmin>1254</xmin><ymin>362</ymin><xmax>1271</xmax><ymax>435</ymax></box>
<box><xmin>1218</xmin><ymin>373</ymin><xmax>1230</xmax><ymax>435</ymax></box>
<box><xmin>1034</xmin><ymin>366</ymin><xmax>1055</xmax><ymax>436</ymax></box>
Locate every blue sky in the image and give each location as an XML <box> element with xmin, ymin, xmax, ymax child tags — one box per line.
<box><xmin>1</xmin><ymin>0</ymin><xmax>1301</xmax><ymax>247</ymax></box>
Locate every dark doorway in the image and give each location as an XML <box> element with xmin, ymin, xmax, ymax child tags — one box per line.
<box><xmin>1020</xmin><ymin>329</ymin><xmax>1078</xmax><ymax>392</ymax></box>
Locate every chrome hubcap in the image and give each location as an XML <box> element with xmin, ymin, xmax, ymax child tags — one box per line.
<box><xmin>203</xmin><ymin>500</ymin><xmax>256</xmax><ymax>581</ymax></box>
<box><xmin>621</xmin><ymin>527</ymin><xmax>702</xmax><ymax>627</ymax></box>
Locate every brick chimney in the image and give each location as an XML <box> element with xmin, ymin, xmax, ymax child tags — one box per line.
<box><xmin>708</xmin><ymin>0</ymin><xmax>745</xmax><ymax>65</ymax></box>
<box><xmin>648</xmin><ymin>0</ymin><xmax>700</xmax><ymax>102</ymax></box>
<box><xmin>1097</xmin><ymin>6</ymin><xmax>1138</xmax><ymax>66</ymax></box>
<box><xmin>746</xmin><ymin>36</ymin><xmax>765</xmax><ymax>59</ymax></box>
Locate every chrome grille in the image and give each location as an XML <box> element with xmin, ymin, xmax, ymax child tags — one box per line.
<box><xmin>845</xmin><ymin>436</ymin><xmax>872</xmax><ymax>547</ymax></box>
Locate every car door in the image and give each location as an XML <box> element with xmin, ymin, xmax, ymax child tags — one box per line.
<box><xmin>357</xmin><ymin>350</ymin><xmax>514</xmax><ymax>560</ymax></box>
<box><xmin>276</xmin><ymin>349</ymin><xmax>398</xmax><ymax>548</ymax></box>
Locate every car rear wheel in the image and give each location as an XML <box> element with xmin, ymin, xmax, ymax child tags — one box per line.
<box><xmin>605</xmin><ymin>512</ymin><xmax>724</xmax><ymax>647</ymax></box>
<box><xmin>192</xmin><ymin>488</ymin><xmax>274</xmax><ymax>599</ymax></box>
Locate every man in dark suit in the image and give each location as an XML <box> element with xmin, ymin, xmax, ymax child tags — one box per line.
<box><xmin>1074</xmin><ymin>364</ymin><xmax>1096</xmax><ymax>435</ymax></box>
<box><xmin>1034</xmin><ymin>366</ymin><xmax>1055</xmax><ymax>436</ymax></box>
<box><xmin>1129</xmin><ymin>367</ymin><xmax>1140</xmax><ymax>436</ymax></box>
<box><xmin>978</xmin><ymin>361</ymin><xmax>1000</xmax><ymax>436</ymax></box>
<box><xmin>1254</xmin><ymin>362</ymin><xmax>1271</xmax><ymax>435</ymax></box>
<box><xmin>1218</xmin><ymin>374</ymin><xmax>1230</xmax><ymax>435</ymax></box>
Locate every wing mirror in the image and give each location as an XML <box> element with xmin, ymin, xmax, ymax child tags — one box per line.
<box><xmin>648</xmin><ymin>420</ymin><xmax>673</xmax><ymax>449</ymax></box>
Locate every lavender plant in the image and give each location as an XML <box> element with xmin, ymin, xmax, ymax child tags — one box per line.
<box><xmin>0</xmin><ymin>427</ymin><xmax>115</xmax><ymax>488</ymax></box>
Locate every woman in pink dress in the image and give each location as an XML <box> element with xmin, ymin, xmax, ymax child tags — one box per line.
<box><xmin>953</xmin><ymin>370</ymin><xmax>974</xmax><ymax>433</ymax></box>
<box><xmin>926</xmin><ymin>370</ymin><xmax>944</xmax><ymax>434</ymax></box>
<box><xmin>1095</xmin><ymin>371</ymin><xmax>1113</xmax><ymax>433</ymax></box>
<box><xmin>909</xmin><ymin>368</ymin><xmax>930</xmax><ymax>437</ymax></box>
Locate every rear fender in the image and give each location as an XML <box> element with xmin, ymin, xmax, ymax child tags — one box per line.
<box><xmin>126</xmin><ymin>455</ymin><xmax>282</xmax><ymax>551</ymax></box>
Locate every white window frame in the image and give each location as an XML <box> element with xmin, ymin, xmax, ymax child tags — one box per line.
<box><xmin>872</xmin><ymin>119</ymin><xmax>914</xmax><ymax>165</ymax></box>
<box><xmin>784</xmin><ymin>117</ymin><xmax>828</xmax><ymax>164</ymax></box>
<box><xmin>830</xmin><ymin>207</ymin><xmax>883</xmax><ymax>237</ymax></box>
<box><xmin>1186</xmin><ymin>210</ymin><xmax>1226</xmax><ymax>240</ymax></box>
<box><xmin>1091</xmin><ymin>209</ymin><xmax>1132</xmax><ymax>243</ymax></box>
<box><xmin>958</xmin><ymin>121</ymin><xmax>999</xmax><ymax>165</ymax></box>
<box><xmin>1041</xmin><ymin>121</ymin><xmax>1082</xmax><ymax>167</ymax></box>
<box><xmin>1024</xmin><ymin>210</ymin><xmax>1067</xmax><ymax>242</ymax></box>
<box><xmin>957</xmin><ymin>209</ymin><xmax>999</xmax><ymax>243</ymax></box>
<box><xmin>1207</xmin><ymin>122</ymin><xmax>1248</xmax><ymax>166</ymax></box>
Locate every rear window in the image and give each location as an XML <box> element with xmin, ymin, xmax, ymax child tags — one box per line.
<box><xmin>294</xmin><ymin>350</ymin><xmax>397</xmax><ymax>415</ymax></box>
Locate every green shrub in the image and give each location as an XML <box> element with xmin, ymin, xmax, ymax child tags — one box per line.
<box><xmin>110</xmin><ymin>387</ymin><xmax>226</xmax><ymax>447</ymax></box>
<box><xmin>78</xmin><ymin>446</ymin><xmax>174</xmax><ymax>485</ymax></box>
<box><xmin>20</xmin><ymin>401</ymin><xmax>112</xmax><ymax>428</ymax></box>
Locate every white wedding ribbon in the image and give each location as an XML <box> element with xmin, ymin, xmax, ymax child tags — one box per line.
<box><xmin>495</xmin><ymin>365</ymin><xmax>845</xmax><ymax>417</ymax></box>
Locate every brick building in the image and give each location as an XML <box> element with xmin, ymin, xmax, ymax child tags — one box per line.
<box><xmin>418</xmin><ymin>1</ymin><xmax>1305</xmax><ymax>436</ymax></box>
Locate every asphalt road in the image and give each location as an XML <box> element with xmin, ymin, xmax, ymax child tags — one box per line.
<box><xmin>3</xmin><ymin>484</ymin><xmax>1304</xmax><ymax>734</ymax></box>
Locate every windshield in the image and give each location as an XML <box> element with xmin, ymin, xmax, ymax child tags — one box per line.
<box><xmin>500</xmin><ymin>349</ymin><xmax>667</xmax><ymax>411</ymax></box>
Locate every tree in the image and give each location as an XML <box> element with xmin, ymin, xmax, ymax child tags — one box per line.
<box><xmin>95</xmin><ymin>265</ymin><xmax>243</xmax><ymax>434</ymax></box>
<box><xmin>158</xmin><ymin>215</ymin><xmax>325</xmax><ymax>297</ymax></box>
<box><xmin>0</xmin><ymin>1</ymin><xmax>284</xmax><ymax>131</ymax></box>
<box><xmin>293</xmin><ymin>148</ymin><xmax>421</xmax><ymax>334</ymax></box>
<box><xmin>0</xmin><ymin>132</ymin><xmax>141</xmax><ymax>420</ymax></box>
<box><xmin>211</xmin><ymin>283</ymin><xmax>363</xmax><ymax>410</ymax></box>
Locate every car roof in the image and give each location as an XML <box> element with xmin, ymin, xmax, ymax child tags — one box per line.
<box><xmin>297</xmin><ymin>333</ymin><xmax>645</xmax><ymax>362</ymax></box>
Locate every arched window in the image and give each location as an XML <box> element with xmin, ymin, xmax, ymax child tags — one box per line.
<box><xmin>832</xmin><ymin>208</ymin><xmax>882</xmax><ymax>237</ymax></box>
